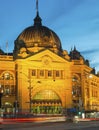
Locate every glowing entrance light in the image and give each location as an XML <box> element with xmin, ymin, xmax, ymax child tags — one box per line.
<box><xmin>32</xmin><ymin>90</ymin><xmax>62</xmax><ymax>114</ymax></box>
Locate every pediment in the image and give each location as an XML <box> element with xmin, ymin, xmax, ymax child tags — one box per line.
<box><xmin>25</xmin><ymin>50</ymin><xmax>69</xmax><ymax>64</ymax></box>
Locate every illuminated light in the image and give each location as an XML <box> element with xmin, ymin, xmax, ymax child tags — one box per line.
<box><xmin>89</xmin><ymin>74</ymin><xmax>93</xmax><ymax>78</ymax></box>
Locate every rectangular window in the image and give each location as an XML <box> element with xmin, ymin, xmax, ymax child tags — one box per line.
<box><xmin>48</xmin><ymin>70</ymin><xmax>52</xmax><ymax>77</ymax></box>
<box><xmin>86</xmin><ymin>88</ymin><xmax>89</xmax><ymax>98</ymax></box>
<box><xmin>61</xmin><ymin>70</ymin><xmax>64</xmax><ymax>79</ymax></box>
<box><xmin>32</xmin><ymin>70</ymin><xmax>36</xmax><ymax>76</ymax></box>
<box><xmin>56</xmin><ymin>70</ymin><xmax>60</xmax><ymax>77</ymax></box>
<box><xmin>40</xmin><ymin>70</ymin><xmax>44</xmax><ymax>77</ymax></box>
<box><xmin>5</xmin><ymin>85</ymin><xmax>10</xmax><ymax>94</ymax></box>
<box><xmin>11</xmin><ymin>85</ymin><xmax>15</xmax><ymax>94</ymax></box>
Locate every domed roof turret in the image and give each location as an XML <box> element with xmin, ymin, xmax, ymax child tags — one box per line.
<box><xmin>0</xmin><ymin>48</ymin><xmax>4</xmax><ymax>55</ymax></box>
<box><xmin>15</xmin><ymin>14</ymin><xmax>62</xmax><ymax>50</ymax></box>
<box><xmin>13</xmin><ymin>9</ymin><xmax>62</xmax><ymax>58</ymax></box>
<box><xmin>69</xmin><ymin>46</ymin><xmax>84</xmax><ymax>60</ymax></box>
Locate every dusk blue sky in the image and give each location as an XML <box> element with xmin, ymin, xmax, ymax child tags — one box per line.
<box><xmin>0</xmin><ymin>0</ymin><xmax>99</xmax><ymax>72</ymax></box>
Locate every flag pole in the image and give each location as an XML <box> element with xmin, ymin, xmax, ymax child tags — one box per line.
<box><xmin>36</xmin><ymin>0</ymin><xmax>38</xmax><ymax>13</ymax></box>
<box><xmin>6</xmin><ymin>42</ymin><xmax>8</xmax><ymax>55</ymax></box>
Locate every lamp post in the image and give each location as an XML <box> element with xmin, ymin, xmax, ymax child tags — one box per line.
<box><xmin>27</xmin><ymin>79</ymin><xmax>41</xmax><ymax>113</ymax></box>
<box><xmin>20</xmin><ymin>72</ymin><xmax>38</xmax><ymax>113</ymax></box>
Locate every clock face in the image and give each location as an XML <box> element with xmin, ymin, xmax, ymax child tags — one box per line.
<box><xmin>43</xmin><ymin>59</ymin><xmax>49</xmax><ymax>65</ymax></box>
<box><xmin>42</xmin><ymin>55</ymin><xmax>52</xmax><ymax>65</ymax></box>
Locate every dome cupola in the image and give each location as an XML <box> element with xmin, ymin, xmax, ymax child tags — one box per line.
<box><xmin>13</xmin><ymin>1</ymin><xmax>62</xmax><ymax>58</ymax></box>
<box><xmin>69</xmin><ymin>46</ymin><xmax>84</xmax><ymax>60</ymax></box>
<box><xmin>0</xmin><ymin>48</ymin><xmax>4</xmax><ymax>55</ymax></box>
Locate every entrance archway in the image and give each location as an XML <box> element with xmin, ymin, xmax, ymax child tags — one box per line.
<box><xmin>32</xmin><ymin>90</ymin><xmax>62</xmax><ymax>114</ymax></box>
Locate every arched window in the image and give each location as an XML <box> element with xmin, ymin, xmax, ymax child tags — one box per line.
<box><xmin>0</xmin><ymin>72</ymin><xmax>14</xmax><ymax>80</ymax></box>
<box><xmin>33</xmin><ymin>90</ymin><xmax>60</xmax><ymax>100</ymax></box>
<box><xmin>72</xmin><ymin>75</ymin><xmax>81</xmax><ymax>97</ymax></box>
<box><xmin>0</xmin><ymin>71</ymin><xmax>15</xmax><ymax>95</ymax></box>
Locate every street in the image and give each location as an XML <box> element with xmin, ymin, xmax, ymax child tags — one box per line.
<box><xmin>69</xmin><ymin>126</ymin><xmax>99</xmax><ymax>130</ymax></box>
<box><xmin>2</xmin><ymin>121</ymin><xmax>99</xmax><ymax>130</ymax></box>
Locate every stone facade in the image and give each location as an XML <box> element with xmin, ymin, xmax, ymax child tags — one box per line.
<box><xmin>0</xmin><ymin>3</ymin><xmax>99</xmax><ymax>115</ymax></box>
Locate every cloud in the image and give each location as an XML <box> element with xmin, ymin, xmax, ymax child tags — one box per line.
<box><xmin>81</xmin><ymin>48</ymin><xmax>99</xmax><ymax>55</ymax></box>
<box><xmin>80</xmin><ymin>48</ymin><xmax>99</xmax><ymax>71</ymax></box>
<box><xmin>91</xmin><ymin>62</ymin><xmax>99</xmax><ymax>72</ymax></box>
<box><xmin>45</xmin><ymin>0</ymin><xmax>86</xmax><ymax>26</ymax></box>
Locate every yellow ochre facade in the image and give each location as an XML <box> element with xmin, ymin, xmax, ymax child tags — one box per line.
<box><xmin>0</xmin><ymin>2</ymin><xmax>99</xmax><ymax>116</ymax></box>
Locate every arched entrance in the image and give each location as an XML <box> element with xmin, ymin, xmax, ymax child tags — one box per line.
<box><xmin>32</xmin><ymin>90</ymin><xmax>62</xmax><ymax>114</ymax></box>
<box><xmin>2</xmin><ymin>102</ymin><xmax>13</xmax><ymax>117</ymax></box>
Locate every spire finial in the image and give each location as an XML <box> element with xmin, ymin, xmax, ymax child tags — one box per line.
<box><xmin>74</xmin><ymin>45</ymin><xmax>76</xmax><ymax>50</ymax></box>
<box><xmin>36</xmin><ymin>0</ymin><xmax>39</xmax><ymax>14</ymax></box>
<box><xmin>34</xmin><ymin>0</ymin><xmax>42</xmax><ymax>26</ymax></box>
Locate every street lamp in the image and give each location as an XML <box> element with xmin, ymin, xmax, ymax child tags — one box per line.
<box><xmin>20</xmin><ymin>72</ymin><xmax>41</xmax><ymax>113</ymax></box>
<box><xmin>28</xmin><ymin>79</ymin><xmax>41</xmax><ymax>113</ymax></box>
